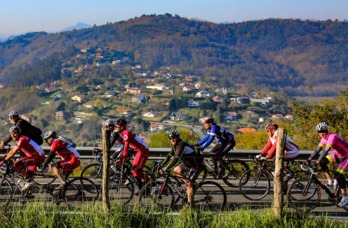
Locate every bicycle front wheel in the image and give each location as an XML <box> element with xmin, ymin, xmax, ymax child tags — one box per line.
<box><xmin>0</xmin><ymin>179</ymin><xmax>13</xmax><ymax>206</ymax></box>
<box><xmin>64</xmin><ymin>177</ymin><xmax>99</xmax><ymax>207</ymax></box>
<box><xmin>287</xmin><ymin>178</ymin><xmax>320</xmax><ymax>212</ymax></box>
<box><xmin>80</xmin><ymin>163</ymin><xmax>103</xmax><ymax>184</ymax></box>
<box><xmin>239</xmin><ymin>169</ymin><xmax>271</xmax><ymax>200</ymax></box>
<box><xmin>222</xmin><ymin>159</ymin><xmax>250</xmax><ymax>187</ymax></box>
<box><xmin>138</xmin><ymin>181</ymin><xmax>175</xmax><ymax>212</ymax></box>
<box><xmin>109</xmin><ymin>173</ymin><xmax>134</xmax><ymax>205</ymax></box>
<box><xmin>193</xmin><ymin>181</ymin><xmax>227</xmax><ymax>210</ymax></box>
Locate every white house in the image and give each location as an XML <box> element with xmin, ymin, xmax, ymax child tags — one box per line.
<box><xmin>195</xmin><ymin>90</ymin><xmax>211</xmax><ymax>98</ymax></box>
<box><xmin>143</xmin><ymin>111</ymin><xmax>158</xmax><ymax>118</ymax></box>
<box><xmin>187</xmin><ymin>100</ymin><xmax>199</xmax><ymax>107</ymax></box>
<box><xmin>224</xmin><ymin>111</ymin><xmax>237</xmax><ymax>121</ymax></box>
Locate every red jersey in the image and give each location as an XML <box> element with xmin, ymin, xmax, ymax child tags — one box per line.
<box><xmin>119</xmin><ymin>129</ymin><xmax>149</xmax><ymax>158</ymax></box>
<box><xmin>16</xmin><ymin>135</ymin><xmax>45</xmax><ymax>157</ymax></box>
<box><xmin>50</xmin><ymin>138</ymin><xmax>80</xmax><ymax>161</ymax></box>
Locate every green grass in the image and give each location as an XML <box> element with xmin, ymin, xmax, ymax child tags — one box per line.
<box><xmin>0</xmin><ymin>203</ymin><xmax>345</xmax><ymax>228</ymax></box>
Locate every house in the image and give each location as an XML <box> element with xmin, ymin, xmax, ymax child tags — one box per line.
<box><xmin>224</xmin><ymin>111</ymin><xmax>237</xmax><ymax>121</ymax></box>
<box><xmin>187</xmin><ymin>100</ymin><xmax>199</xmax><ymax>107</ymax></box>
<box><xmin>143</xmin><ymin>111</ymin><xmax>158</xmax><ymax>118</ymax></box>
<box><xmin>182</xmin><ymin>85</ymin><xmax>195</xmax><ymax>92</ymax></box>
<box><xmin>132</xmin><ymin>94</ymin><xmax>145</xmax><ymax>103</ymax></box>
<box><xmin>272</xmin><ymin>114</ymin><xmax>284</xmax><ymax>119</ymax></box>
<box><xmin>146</xmin><ymin>84</ymin><xmax>166</xmax><ymax>91</ymax></box>
<box><xmin>55</xmin><ymin>111</ymin><xmax>68</xmax><ymax>120</ymax></box>
<box><xmin>170</xmin><ymin>112</ymin><xmax>186</xmax><ymax>122</ymax></box>
<box><xmin>212</xmin><ymin>96</ymin><xmax>224</xmax><ymax>103</ymax></box>
<box><xmin>83</xmin><ymin>103</ymin><xmax>94</xmax><ymax>108</ymax></box>
<box><xmin>149</xmin><ymin>123</ymin><xmax>167</xmax><ymax>132</ymax></box>
<box><xmin>103</xmin><ymin>90</ymin><xmax>116</xmax><ymax>98</ymax></box>
<box><xmin>236</xmin><ymin>97</ymin><xmax>250</xmax><ymax>104</ymax></box>
<box><xmin>195</xmin><ymin>91</ymin><xmax>211</xmax><ymax>98</ymax></box>
<box><xmin>71</xmin><ymin>95</ymin><xmax>85</xmax><ymax>103</ymax></box>
<box><xmin>118</xmin><ymin>109</ymin><xmax>132</xmax><ymax>117</ymax></box>
<box><xmin>250</xmin><ymin>96</ymin><xmax>272</xmax><ymax>105</ymax></box>
<box><xmin>185</xmin><ymin>75</ymin><xmax>196</xmax><ymax>82</ymax></box>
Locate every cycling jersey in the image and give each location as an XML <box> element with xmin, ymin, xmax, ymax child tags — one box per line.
<box><xmin>4</xmin><ymin>118</ymin><xmax>43</xmax><ymax>145</ymax></box>
<box><xmin>14</xmin><ymin>135</ymin><xmax>45</xmax><ymax>172</ymax></box>
<box><xmin>261</xmin><ymin>130</ymin><xmax>300</xmax><ymax>159</ymax></box>
<box><xmin>198</xmin><ymin>124</ymin><xmax>235</xmax><ymax>150</ymax></box>
<box><xmin>163</xmin><ymin>140</ymin><xmax>204</xmax><ymax>170</ymax></box>
<box><xmin>42</xmin><ymin>138</ymin><xmax>80</xmax><ymax>172</ymax></box>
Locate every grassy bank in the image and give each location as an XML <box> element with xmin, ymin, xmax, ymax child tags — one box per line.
<box><xmin>0</xmin><ymin>203</ymin><xmax>345</xmax><ymax>228</ymax></box>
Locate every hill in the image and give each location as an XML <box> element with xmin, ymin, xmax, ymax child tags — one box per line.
<box><xmin>0</xmin><ymin>14</ymin><xmax>347</xmax><ymax>97</ymax></box>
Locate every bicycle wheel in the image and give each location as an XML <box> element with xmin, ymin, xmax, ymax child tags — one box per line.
<box><xmin>193</xmin><ymin>180</ymin><xmax>227</xmax><ymax>210</ymax></box>
<box><xmin>109</xmin><ymin>173</ymin><xmax>134</xmax><ymax>205</ymax></box>
<box><xmin>138</xmin><ymin>180</ymin><xmax>175</xmax><ymax>212</ymax></box>
<box><xmin>222</xmin><ymin>159</ymin><xmax>250</xmax><ymax>187</ymax></box>
<box><xmin>287</xmin><ymin>178</ymin><xmax>320</xmax><ymax>212</ymax></box>
<box><xmin>80</xmin><ymin>163</ymin><xmax>103</xmax><ymax>184</ymax></box>
<box><xmin>239</xmin><ymin>169</ymin><xmax>271</xmax><ymax>200</ymax></box>
<box><xmin>63</xmin><ymin>177</ymin><xmax>99</xmax><ymax>207</ymax></box>
<box><xmin>0</xmin><ymin>179</ymin><xmax>13</xmax><ymax>206</ymax></box>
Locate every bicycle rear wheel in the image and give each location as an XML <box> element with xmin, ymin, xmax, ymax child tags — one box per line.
<box><xmin>239</xmin><ymin>169</ymin><xmax>271</xmax><ymax>200</ymax></box>
<box><xmin>222</xmin><ymin>159</ymin><xmax>250</xmax><ymax>187</ymax></box>
<box><xmin>193</xmin><ymin>181</ymin><xmax>226</xmax><ymax>210</ymax></box>
<box><xmin>287</xmin><ymin>178</ymin><xmax>320</xmax><ymax>212</ymax></box>
<box><xmin>138</xmin><ymin>180</ymin><xmax>175</xmax><ymax>212</ymax></box>
<box><xmin>109</xmin><ymin>173</ymin><xmax>134</xmax><ymax>205</ymax></box>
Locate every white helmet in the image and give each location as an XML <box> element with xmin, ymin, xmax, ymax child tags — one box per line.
<box><xmin>316</xmin><ymin>122</ymin><xmax>328</xmax><ymax>132</ymax></box>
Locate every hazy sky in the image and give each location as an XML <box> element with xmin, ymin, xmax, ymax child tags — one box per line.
<box><xmin>1</xmin><ymin>0</ymin><xmax>347</xmax><ymax>36</ymax></box>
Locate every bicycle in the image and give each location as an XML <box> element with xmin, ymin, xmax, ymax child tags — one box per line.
<box><xmin>287</xmin><ymin>163</ymin><xmax>348</xmax><ymax>212</ymax></box>
<box><xmin>238</xmin><ymin>156</ymin><xmax>304</xmax><ymax>200</ymax></box>
<box><xmin>80</xmin><ymin>148</ymin><xmax>151</xmax><ymax>205</ymax></box>
<box><xmin>138</xmin><ymin>168</ymin><xmax>227</xmax><ymax>211</ymax></box>
<box><xmin>200</xmin><ymin>153</ymin><xmax>250</xmax><ymax>187</ymax></box>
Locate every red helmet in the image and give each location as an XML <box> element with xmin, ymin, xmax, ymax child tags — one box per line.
<box><xmin>116</xmin><ymin>119</ymin><xmax>127</xmax><ymax>129</ymax></box>
<box><xmin>202</xmin><ymin>116</ymin><xmax>214</xmax><ymax>124</ymax></box>
<box><xmin>265</xmin><ymin>123</ymin><xmax>278</xmax><ymax>132</ymax></box>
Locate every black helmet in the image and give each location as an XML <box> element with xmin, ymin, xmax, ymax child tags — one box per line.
<box><xmin>168</xmin><ymin>130</ymin><xmax>180</xmax><ymax>139</ymax></box>
<box><xmin>116</xmin><ymin>119</ymin><xmax>127</xmax><ymax>129</ymax></box>
<box><xmin>44</xmin><ymin>130</ymin><xmax>57</xmax><ymax>140</ymax></box>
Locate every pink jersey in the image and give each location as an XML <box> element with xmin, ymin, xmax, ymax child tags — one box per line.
<box><xmin>50</xmin><ymin>139</ymin><xmax>80</xmax><ymax>161</ymax></box>
<box><xmin>319</xmin><ymin>132</ymin><xmax>348</xmax><ymax>158</ymax></box>
<box><xmin>16</xmin><ymin>135</ymin><xmax>45</xmax><ymax>157</ymax></box>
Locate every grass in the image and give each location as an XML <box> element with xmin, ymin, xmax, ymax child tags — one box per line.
<box><xmin>0</xmin><ymin>203</ymin><xmax>346</xmax><ymax>228</ymax></box>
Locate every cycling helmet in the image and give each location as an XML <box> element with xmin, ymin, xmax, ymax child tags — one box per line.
<box><xmin>202</xmin><ymin>116</ymin><xmax>214</xmax><ymax>124</ymax></box>
<box><xmin>168</xmin><ymin>130</ymin><xmax>180</xmax><ymax>139</ymax></box>
<box><xmin>104</xmin><ymin>119</ymin><xmax>115</xmax><ymax>127</ymax></box>
<box><xmin>44</xmin><ymin>130</ymin><xmax>57</xmax><ymax>140</ymax></box>
<box><xmin>8</xmin><ymin>110</ymin><xmax>19</xmax><ymax>118</ymax></box>
<box><xmin>316</xmin><ymin>122</ymin><xmax>328</xmax><ymax>132</ymax></box>
<box><xmin>116</xmin><ymin>119</ymin><xmax>127</xmax><ymax>128</ymax></box>
<box><xmin>9</xmin><ymin>126</ymin><xmax>20</xmax><ymax>133</ymax></box>
<box><xmin>265</xmin><ymin>123</ymin><xmax>278</xmax><ymax>132</ymax></box>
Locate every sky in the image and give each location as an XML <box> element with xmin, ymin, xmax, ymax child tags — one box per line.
<box><xmin>1</xmin><ymin>0</ymin><xmax>348</xmax><ymax>37</ymax></box>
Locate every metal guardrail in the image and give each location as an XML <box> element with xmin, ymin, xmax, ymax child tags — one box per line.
<box><xmin>40</xmin><ymin>146</ymin><xmax>312</xmax><ymax>161</ymax></box>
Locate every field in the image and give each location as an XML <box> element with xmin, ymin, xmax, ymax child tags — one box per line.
<box><xmin>0</xmin><ymin>203</ymin><xmax>346</xmax><ymax>228</ymax></box>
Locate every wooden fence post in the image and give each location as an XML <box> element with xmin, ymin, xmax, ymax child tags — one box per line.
<box><xmin>102</xmin><ymin>127</ymin><xmax>110</xmax><ymax>214</ymax></box>
<box><xmin>273</xmin><ymin>128</ymin><xmax>286</xmax><ymax>219</ymax></box>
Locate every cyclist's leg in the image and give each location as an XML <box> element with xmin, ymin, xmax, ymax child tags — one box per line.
<box><xmin>131</xmin><ymin>151</ymin><xmax>150</xmax><ymax>189</ymax></box>
<box><xmin>187</xmin><ymin>165</ymin><xmax>204</xmax><ymax>205</ymax></box>
<box><xmin>210</xmin><ymin>144</ymin><xmax>223</xmax><ymax>173</ymax></box>
<box><xmin>336</xmin><ymin>157</ymin><xmax>348</xmax><ymax>207</ymax></box>
<box><xmin>320</xmin><ymin>154</ymin><xmax>337</xmax><ymax>183</ymax></box>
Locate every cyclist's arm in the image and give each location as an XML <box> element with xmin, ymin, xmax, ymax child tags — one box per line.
<box><xmin>161</xmin><ymin>148</ymin><xmax>175</xmax><ymax>167</ymax></box>
<box><xmin>4</xmin><ymin>145</ymin><xmax>20</xmax><ymax>161</ymax></box>
<box><xmin>199</xmin><ymin>135</ymin><xmax>214</xmax><ymax>150</ymax></box>
<box><xmin>260</xmin><ymin>140</ymin><xmax>272</xmax><ymax>156</ymax></box>
<box><xmin>316</xmin><ymin>146</ymin><xmax>331</xmax><ymax>163</ymax></box>
<box><xmin>109</xmin><ymin>131</ymin><xmax>120</xmax><ymax>149</ymax></box>
<box><xmin>41</xmin><ymin>151</ymin><xmax>56</xmax><ymax>169</ymax></box>
<box><xmin>308</xmin><ymin>145</ymin><xmax>323</xmax><ymax>160</ymax></box>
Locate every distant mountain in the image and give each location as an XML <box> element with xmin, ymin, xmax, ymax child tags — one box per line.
<box><xmin>61</xmin><ymin>22</ymin><xmax>93</xmax><ymax>32</ymax></box>
<box><xmin>0</xmin><ymin>14</ymin><xmax>347</xmax><ymax>97</ymax></box>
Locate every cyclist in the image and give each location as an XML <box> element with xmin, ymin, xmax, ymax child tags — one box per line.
<box><xmin>306</xmin><ymin>122</ymin><xmax>348</xmax><ymax>207</ymax></box>
<box><xmin>257</xmin><ymin>123</ymin><xmax>300</xmax><ymax>160</ymax></box>
<box><xmin>115</xmin><ymin>119</ymin><xmax>150</xmax><ymax>192</ymax></box>
<box><xmin>195</xmin><ymin>116</ymin><xmax>236</xmax><ymax>178</ymax></box>
<box><xmin>0</xmin><ymin>126</ymin><xmax>45</xmax><ymax>191</ymax></box>
<box><xmin>160</xmin><ymin>130</ymin><xmax>204</xmax><ymax>208</ymax></box>
<box><xmin>0</xmin><ymin>110</ymin><xmax>43</xmax><ymax>147</ymax></box>
<box><xmin>37</xmin><ymin>130</ymin><xmax>80</xmax><ymax>194</ymax></box>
